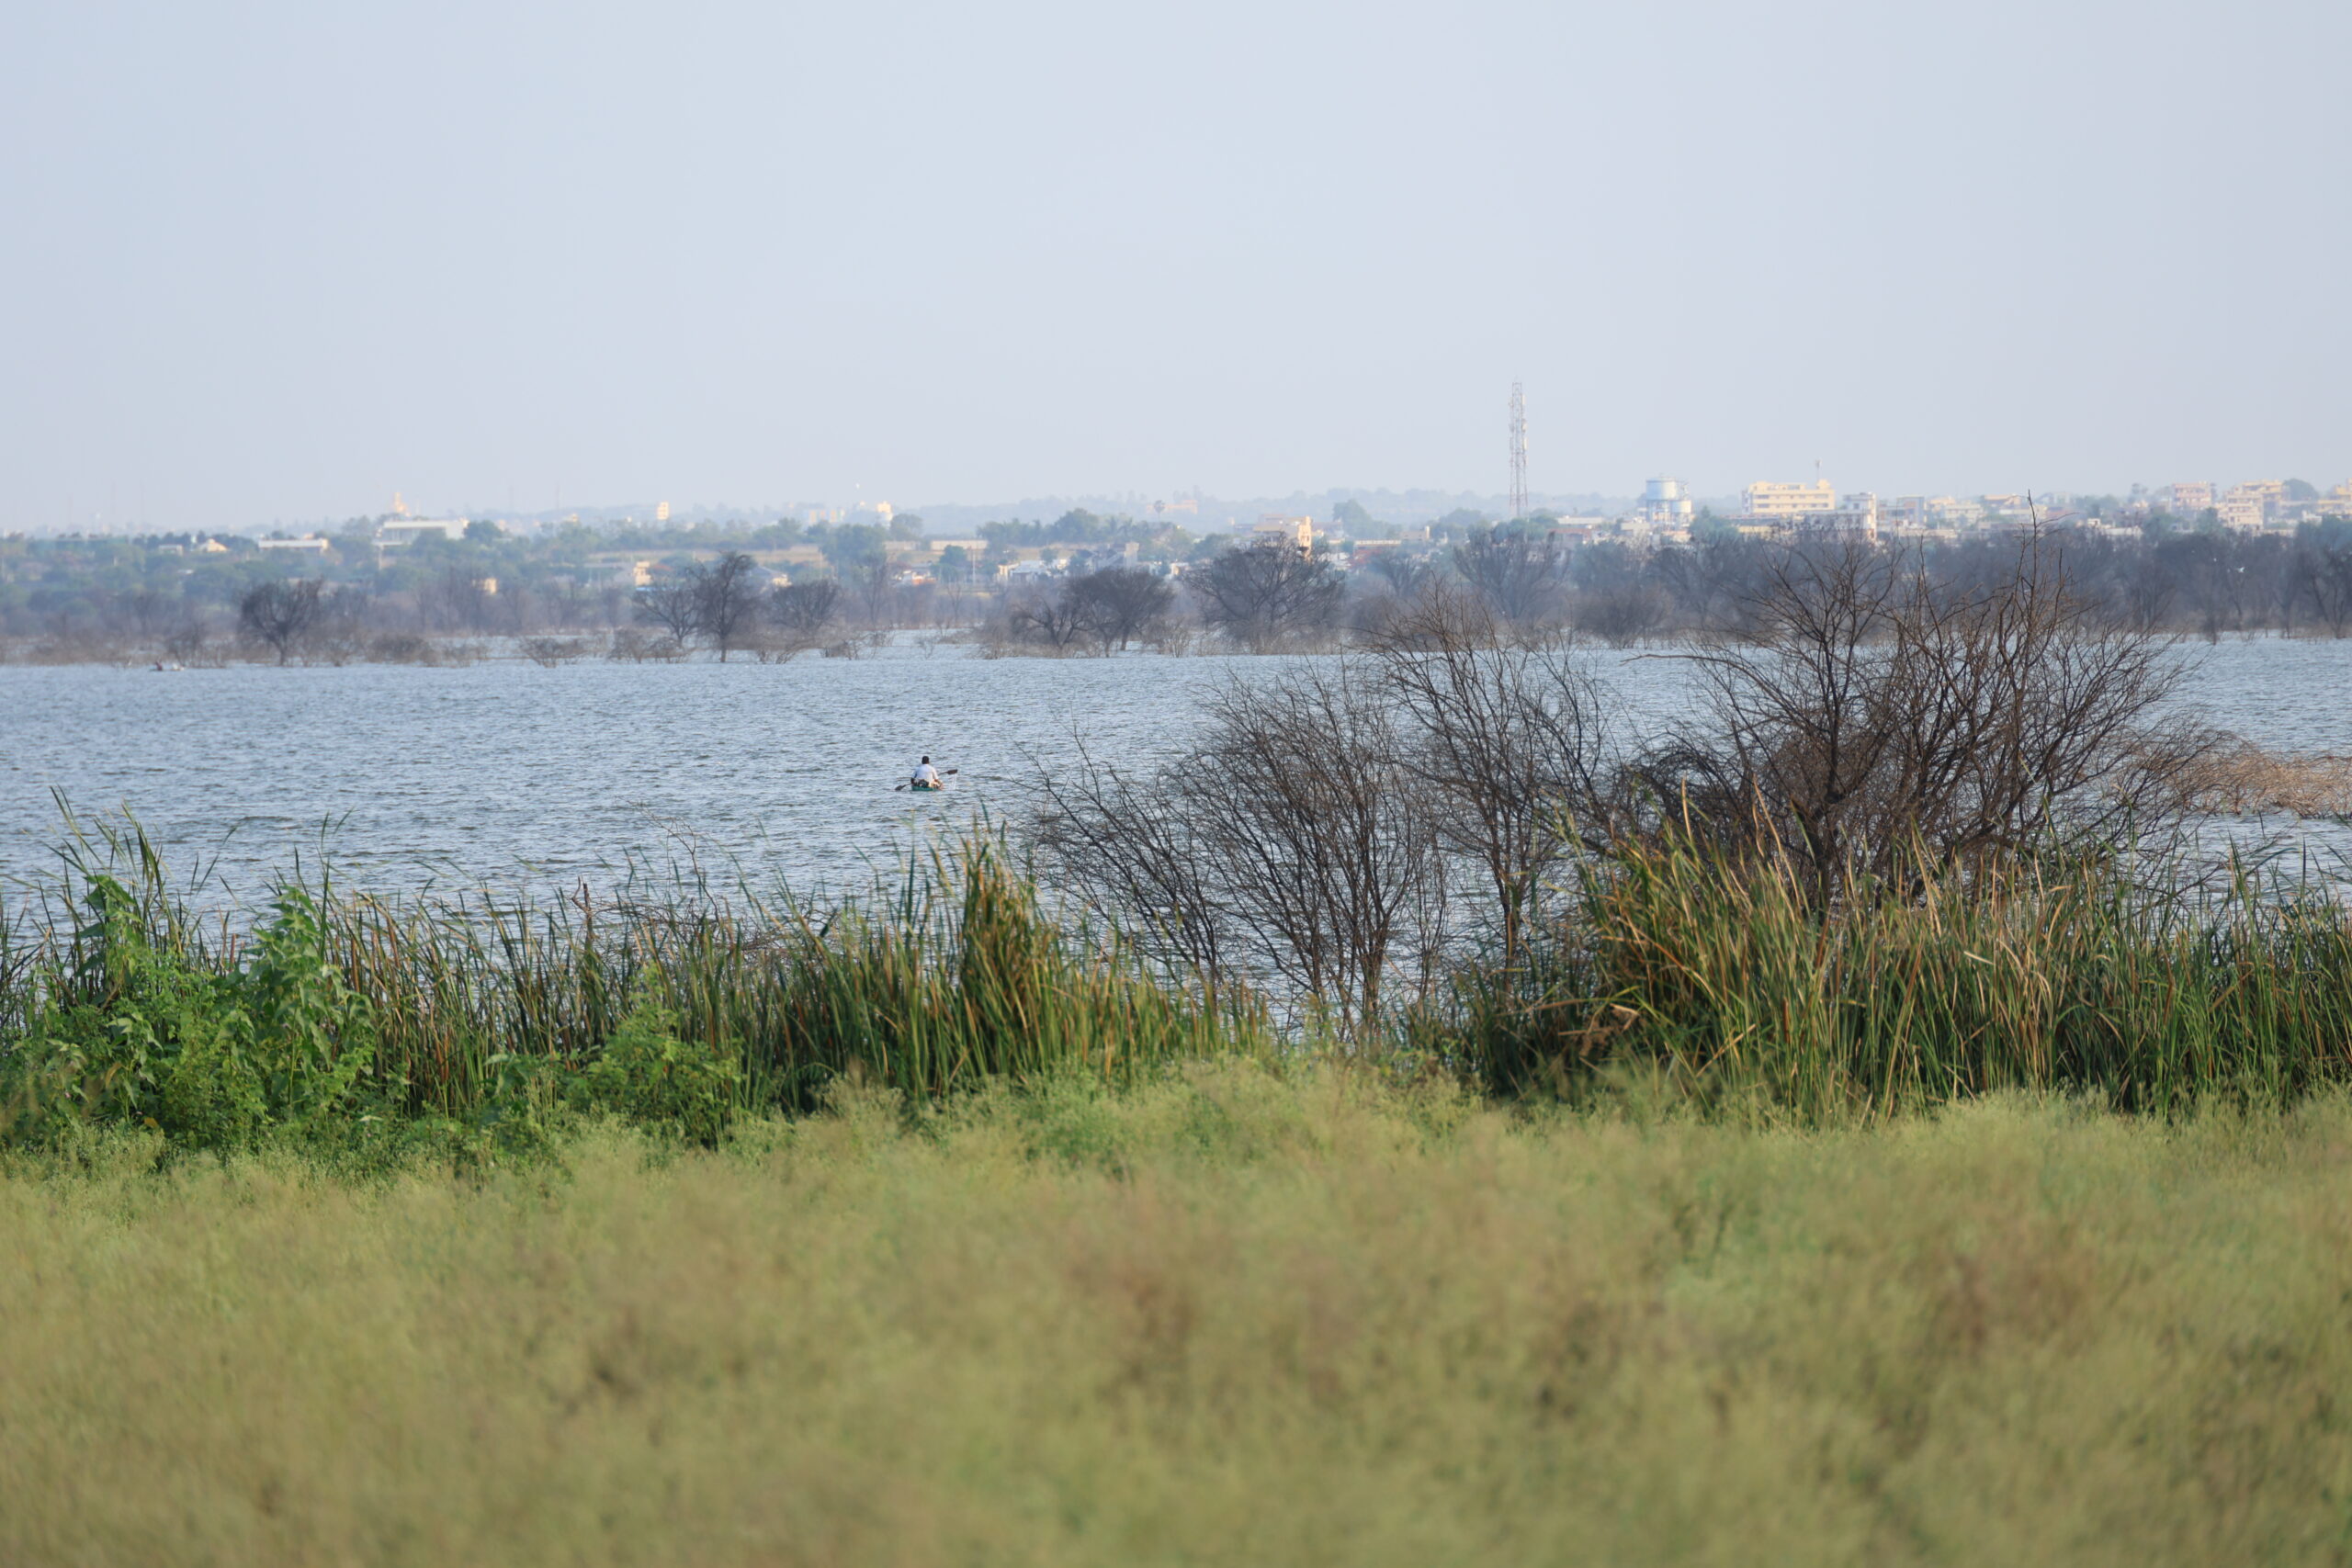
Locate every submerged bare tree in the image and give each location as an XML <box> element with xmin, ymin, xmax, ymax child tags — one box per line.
<box><xmin>634</xmin><ymin>577</ymin><xmax>702</xmax><ymax>649</ymax></box>
<box><xmin>1064</xmin><ymin>566</ymin><xmax>1173</xmax><ymax>653</ymax></box>
<box><xmin>691</xmin><ymin>552</ymin><xmax>765</xmax><ymax>661</ymax></box>
<box><xmin>1366</xmin><ymin>584</ymin><xmax>1615</xmax><ymax>963</ymax></box>
<box><xmin>1000</xmin><ymin>583</ymin><xmax>1094</xmax><ymax>653</ymax></box>
<box><xmin>1033</xmin><ymin>664</ymin><xmax>1443</xmax><ymax>1031</ymax></box>
<box><xmin>237</xmin><ymin>580</ymin><xmax>322</xmax><ymax>665</ymax></box>
<box><xmin>1452</xmin><ymin>526</ymin><xmax>1569</xmax><ymax>632</ymax></box>
<box><xmin>768</xmin><ymin>579</ymin><xmax>841</xmax><ymax>656</ymax></box>
<box><xmin>1626</xmin><ymin>532</ymin><xmax>2221</xmax><ymax>904</ymax></box>
<box><xmin>1189</xmin><ymin>547</ymin><xmax>1344</xmax><ymax>652</ymax></box>
<box><xmin>1032</xmin><ymin>531</ymin><xmax>2236</xmax><ymax>1035</ymax></box>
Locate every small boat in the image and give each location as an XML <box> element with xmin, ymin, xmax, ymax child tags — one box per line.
<box><xmin>908</xmin><ymin>781</ymin><xmax>947</xmax><ymax>792</ymax></box>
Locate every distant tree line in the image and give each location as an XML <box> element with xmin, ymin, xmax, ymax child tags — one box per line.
<box><xmin>8</xmin><ymin>512</ymin><xmax>2352</xmax><ymax>664</ymax></box>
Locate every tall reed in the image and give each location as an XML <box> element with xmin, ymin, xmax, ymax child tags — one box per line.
<box><xmin>0</xmin><ymin>821</ymin><xmax>1263</xmax><ymax>1147</ymax></box>
<box><xmin>1442</xmin><ymin>834</ymin><xmax>2352</xmax><ymax>1118</ymax></box>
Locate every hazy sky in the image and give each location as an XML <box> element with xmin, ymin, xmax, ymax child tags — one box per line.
<box><xmin>4</xmin><ymin>0</ymin><xmax>2346</xmax><ymax>529</ymax></box>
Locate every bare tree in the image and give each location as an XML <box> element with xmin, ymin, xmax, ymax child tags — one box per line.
<box><xmin>1366</xmin><ymin>584</ymin><xmax>1614</xmax><ymax>964</ymax></box>
<box><xmin>419</xmin><ymin>567</ymin><xmax>492</xmax><ymax>633</ymax></box>
<box><xmin>123</xmin><ymin>589</ymin><xmax>173</xmax><ymax>642</ymax></box>
<box><xmin>1063</xmin><ymin>566</ymin><xmax>1172</xmax><ymax>653</ymax></box>
<box><xmin>1032</xmin><ymin>665</ymin><xmax>1443</xmax><ymax>1031</ymax></box>
<box><xmin>1366</xmin><ymin>550</ymin><xmax>1438</xmax><ymax>600</ymax></box>
<box><xmin>2296</xmin><ymin>533</ymin><xmax>2352</xmax><ymax>638</ymax></box>
<box><xmin>692</xmin><ymin>551</ymin><xmax>764</xmax><ymax>661</ymax></box>
<box><xmin>1627</xmin><ymin>533</ymin><xmax>2221</xmax><ymax>905</ymax></box>
<box><xmin>1576</xmin><ymin>584</ymin><xmax>1668</xmax><ymax>648</ymax></box>
<box><xmin>1029</xmin><ymin>740</ymin><xmax>1234</xmax><ymax>987</ymax></box>
<box><xmin>1453</xmin><ymin>526</ymin><xmax>1567</xmax><ymax>630</ymax></box>
<box><xmin>1189</xmin><ymin>547</ymin><xmax>1344</xmax><ymax>652</ymax></box>
<box><xmin>1001</xmin><ymin>583</ymin><xmax>1093</xmax><ymax>652</ymax></box>
<box><xmin>769</xmin><ymin>579</ymin><xmax>841</xmax><ymax>655</ymax></box>
<box><xmin>845</xmin><ymin>560</ymin><xmax>896</xmax><ymax>632</ymax></box>
<box><xmin>237</xmin><ymin>579</ymin><xmax>322</xmax><ymax>665</ymax></box>
<box><xmin>634</xmin><ymin>577</ymin><xmax>702</xmax><ymax>649</ymax></box>
<box><xmin>301</xmin><ymin>585</ymin><xmax>371</xmax><ymax>666</ymax></box>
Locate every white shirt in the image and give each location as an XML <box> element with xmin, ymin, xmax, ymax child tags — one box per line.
<box><xmin>912</xmin><ymin>763</ymin><xmax>943</xmax><ymax>787</ymax></box>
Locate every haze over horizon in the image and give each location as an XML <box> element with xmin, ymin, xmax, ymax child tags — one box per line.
<box><xmin>5</xmin><ymin>0</ymin><xmax>2346</xmax><ymax>533</ymax></box>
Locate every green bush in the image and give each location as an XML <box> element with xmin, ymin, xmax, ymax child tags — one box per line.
<box><xmin>571</xmin><ymin>983</ymin><xmax>741</xmax><ymax>1146</ymax></box>
<box><xmin>5</xmin><ymin>877</ymin><xmax>373</xmax><ymax>1151</ymax></box>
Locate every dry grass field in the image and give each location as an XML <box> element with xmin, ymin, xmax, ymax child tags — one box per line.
<box><xmin>6</xmin><ymin>1064</ymin><xmax>2350</xmax><ymax>1566</ymax></box>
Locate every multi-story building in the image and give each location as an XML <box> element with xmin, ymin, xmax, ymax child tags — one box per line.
<box><xmin>1821</xmin><ymin>493</ymin><xmax>1882</xmax><ymax>542</ymax></box>
<box><xmin>1250</xmin><ymin>514</ymin><xmax>1315</xmax><ymax>555</ymax></box>
<box><xmin>2219</xmin><ymin>480</ymin><xmax>2286</xmax><ymax>532</ymax></box>
<box><xmin>1742</xmin><ymin>480</ymin><xmax>1836</xmax><ymax>520</ymax></box>
<box><xmin>378</xmin><ymin>518</ymin><xmax>469</xmax><ymax>547</ymax></box>
<box><xmin>1743</xmin><ymin>484</ymin><xmax>1878</xmax><ymax>543</ymax></box>
<box><xmin>2167</xmin><ymin>481</ymin><xmax>2215</xmax><ymax>515</ymax></box>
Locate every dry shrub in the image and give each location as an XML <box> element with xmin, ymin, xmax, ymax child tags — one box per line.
<box><xmin>518</xmin><ymin>636</ymin><xmax>590</xmax><ymax>667</ymax></box>
<box><xmin>367</xmin><ymin>634</ymin><xmax>440</xmax><ymax>665</ymax></box>
<box><xmin>2171</xmin><ymin>741</ymin><xmax>2352</xmax><ymax>818</ymax></box>
<box><xmin>605</xmin><ymin>627</ymin><xmax>685</xmax><ymax>662</ymax></box>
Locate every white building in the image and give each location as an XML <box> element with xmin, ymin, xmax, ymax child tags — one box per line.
<box><xmin>1741</xmin><ymin>479</ymin><xmax>1836</xmax><ymax>520</ymax></box>
<box><xmin>379</xmin><ymin>518</ymin><xmax>469</xmax><ymax>547</ymax></box>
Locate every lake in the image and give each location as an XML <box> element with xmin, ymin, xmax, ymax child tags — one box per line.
<box><xmin>6</xmin><ymin>636</ymin><xmax>2350</xmax><ymax>911</ymax></box>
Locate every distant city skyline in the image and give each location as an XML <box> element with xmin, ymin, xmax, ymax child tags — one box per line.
<box><xmin>27</xmin><ymin>469</ymin><xmax>2352</xmax><ymax>542</ymax></box>
<box><xmin>4</xmin><ymin>0</ymin><xmax>2346</xmax><ymax>532</ymax></box>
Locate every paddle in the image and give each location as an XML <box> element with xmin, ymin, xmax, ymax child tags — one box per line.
<box><xmin>892</xmin><ymin>768</ymin><xmax>960</xmax><ymax>792</ymax></box>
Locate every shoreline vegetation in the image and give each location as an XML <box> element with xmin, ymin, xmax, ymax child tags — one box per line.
<box><xmin>6</xmin><ymin>512</ymin><xmax>2352</xmax><ymax>669</ymax></box>
<box><xmin>10</xmin><ymin>535</ymin><xmax>2352</xmax><ymax>1562</ymax></box>
<box><xmin>7</xmin><ymin>534</ymin><xmax>2352</xmax><ymax>1157</ymax></box>
<box><xmin>6</xmin><ymin>808</ymin><xmax>2352</xmax><ymax>1160</ymax></box>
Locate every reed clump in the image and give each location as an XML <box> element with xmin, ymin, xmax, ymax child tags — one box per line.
<box><xmin>1439</xmin><ymin>834</ymin><xmax>2352</xmax><ymax>1118</ymax></box>
<box><xmin>0</xmin><ymin>824</ymin><xmax>1262</xmax><ymax>1153</ymax></box>
<box><xmin>2171</xmin><ymin>739</ymin><xmax>2352</xmax><ymax>818</ymax></box>
<box><xmin>14</xmin><ymin>816</ymin><xmax>2352</xmax><ymax>1152</ymax></box>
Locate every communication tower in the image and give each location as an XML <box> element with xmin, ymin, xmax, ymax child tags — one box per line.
<box><xmin>1508</xmin><ymin>382</ymin><xmax>1529</xmax><ymax>520</ymax></box>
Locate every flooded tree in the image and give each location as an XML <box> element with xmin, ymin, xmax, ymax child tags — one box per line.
<box><xmin>769</xmin><ymin>579</ymin><xmax>841</xmax><ymax>655</ymax></box>
<box><xmin>633</xmin><ymin>578</ymin><xmax>702</xmax><ymax>649</ymax></box>
<box><xmin>1453</xmin><ymin>526</ymin><xmax>1569</xmax><ymax>630</ymax></box>
<box><xmin>236</xmin><ymin>580</ymin><xmax>322</xmax><ymax>665</ymax></box>
<box><xmin>1190</xmin><ymin>547</ymin><xmax>1343</xmax><ymax>652</ymax></box>
<box><xmin>1033</xmin><ymin>664</ymin><xmax>1443</xmax><ymax>1029</ymax></box>
<box><xmin>1626</xmin><ymin>534</ymin><xmax>2222</xmax><ymax>906</ymax></box>
<box><xmin>691</xmin><ymin>552</ymin><xmax>764</xmax><ymax>661</ymax></box>
<box><xmin>1063</xmin><ymin>566</ymin><xmax>1173</xmax><ymax>653</ymax></box>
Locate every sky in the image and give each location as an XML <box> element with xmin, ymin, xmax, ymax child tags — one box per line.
<box><xmin>3</xmin><ymin>0</ymin><xmax>2346</xmax><ymax>531</ymax></box>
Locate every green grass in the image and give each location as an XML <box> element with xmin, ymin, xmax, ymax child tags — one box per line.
<box><xmin>5</xmin><ymin>1066</ymin><xmax>2351</xmax><ymax>1565</ymax></box>
<box><xmin>11</xmin><ymin>820</ymin><xmax>2352</xmax><ymax>1156</ymax></box>
<box><xmin>1</xmin><ymin>822</ymin><xmax>1262</xmax><ymax>1153</ymax></box>
<box><xmin>1439</xmin><ymin>837</ymin><xmax>2352</xmax><ymax>1118</ymax></box>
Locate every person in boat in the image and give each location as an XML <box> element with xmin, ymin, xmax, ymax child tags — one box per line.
<box><xmin>910</xmin><ymin>756</ymin><xmax>944</xmax><ymax>790</ymax></box>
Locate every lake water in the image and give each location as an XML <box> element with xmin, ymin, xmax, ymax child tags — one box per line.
<box><xmin>5</xmin><ymin>637</ymin><xmax>2350</xmax><ymax>912</ymax></box>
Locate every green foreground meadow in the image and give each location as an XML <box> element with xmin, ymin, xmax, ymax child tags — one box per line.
<box><xmin>6</xmin><ymin>1066</ymin><xmax>2351</xmax><ymax>1567</ymax></box>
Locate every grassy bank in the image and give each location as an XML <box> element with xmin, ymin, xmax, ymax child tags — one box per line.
<box><xmin>10</xmin><ymin>823</ymin><xmax>2352</xmax><ymax>1153</ymax></box>
<box><xmin>1</xmin><ymin>826</ymin><xmax>1261</xmax><ymax>1155</ymax></box>
<box><xmin>1438</xmin><ymin>838</ymin><xmax>2352</xmax><ymax>1117</ymax></box>
<box><xmin>5</xmin><ymin>1066</ymin><xmax>2350</xmax><ymax>1565</ymax></box>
